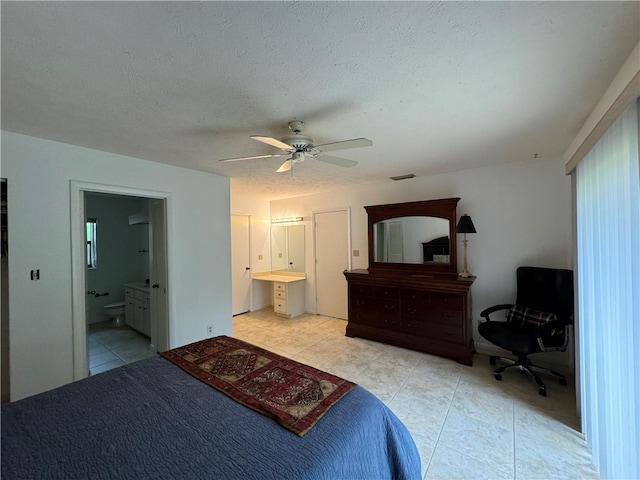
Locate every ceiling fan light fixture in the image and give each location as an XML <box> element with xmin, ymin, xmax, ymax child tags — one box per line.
<box><xmin>220</xmin><ymin>120</ymin><xmax>371</xmax><ymax>172</ymax></box>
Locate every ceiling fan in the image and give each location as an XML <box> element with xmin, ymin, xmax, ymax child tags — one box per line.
<box><xmin>218</xmin><ymin>120</ymin><xmax>372</xmax><ymax>173</ymax></box>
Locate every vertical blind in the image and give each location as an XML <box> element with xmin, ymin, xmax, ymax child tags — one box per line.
<box><xmin>576</xmin><ymin>99</ymin><xmax>639</xmax><ymax>479</ymax></box>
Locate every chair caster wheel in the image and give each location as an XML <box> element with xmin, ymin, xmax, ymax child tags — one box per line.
<box><xmin>493</xmin><ymin>373</ymin><xmax>502</xmax><ymax>381</ymax></box>
<box><xmin>489</xmin><ymin>357</ymin><xmax>496</xmax><ymax>366</ymax></box>
<box><xmin>559</xmin><ymin>378</ymin><xmax>567</xmax><ymax>386</ymax></box>
<box><xmin>538</xmin><ymin>388</ymin><xmax>547</xmax><ymax>396</ymax></box>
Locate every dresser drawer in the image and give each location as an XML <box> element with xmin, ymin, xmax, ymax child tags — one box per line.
<box><xmin>430</xmin><ymin>307</ymin><xmax>463</xmax><ymax>326</ymax></box>
<box><xmin>274</xmin><ymin>282</ymin><xmax>286</xmax><ymax>292</ymax></box>
<box><xmin>430</xmin><ymin>292</ymin><xmax>463</xmax><ymax>308</ymax></box>
<box><xmin>350</xmin><ymin>284</ymin><xmax>398</xmax><ymax>299</ymax></box>
<box><xmin>400</xmin><ymin>289</ymin><xmax>427</xmax><ymax>302</ymax></box>
<box><xmin>350</xmin><ymin>308</ymin><xmax>400</xmax><ymax>330</ymax></box>
<box><xmin>274</xmin><ymin>290</ymin><xmax>286</xmax><ymax>300</ymax></box>
<box><xmin>351</xmin><ymin>295</ymin><xmax>399</xmax><ymax>315</ymax></box>
<box><xmin>424</xmin><ymin>323</ymin><xmax>463</xmax><ymax>342</ymax></box>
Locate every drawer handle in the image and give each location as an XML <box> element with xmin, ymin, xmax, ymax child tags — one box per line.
<box><xmin>356</xmin><ymin>299</ymin><xmax>365</xmax><ymax>306</ymax></box>
<box><xmin>385</xmin><ymin>304</ymin><xmax>395</xmax><ymax>311</ymax></box>
<box><xmin>407</xmin><ymin>307</ymin><xmax>417</xmax><ymax>314</ymax></box>
<box><xmin>444</xmin><ymin>313</ymin><xmax>452</xmax><ymax>319</ymax></box>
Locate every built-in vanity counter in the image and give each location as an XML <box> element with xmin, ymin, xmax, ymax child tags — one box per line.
<box><xmin>252</xmin><ymin>271</ymin><xmax>306</xmax><ymax>318</ymax></box>
<box><xmin>124</xmin><ymin>282</ymin><xmax>150</xmax><ymax>337</ymax></box>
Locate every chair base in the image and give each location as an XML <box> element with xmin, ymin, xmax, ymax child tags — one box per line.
<box><xmin>489</xmin><ymin>355</ymin><xmax>568</xmax><ymax>396</ymax></box>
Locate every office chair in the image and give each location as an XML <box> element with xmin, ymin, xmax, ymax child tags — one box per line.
<box><xmin>478</xmin><ymin>266</ymin><xmax>574</xmax><ymax>396</ymax></box>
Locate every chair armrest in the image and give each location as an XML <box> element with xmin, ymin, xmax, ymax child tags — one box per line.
<box><xmin>480</xmin><ymin>304</ymin><xmax>513</xmax><ymax>322</ymax></box>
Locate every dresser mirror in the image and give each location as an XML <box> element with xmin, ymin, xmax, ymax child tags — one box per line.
<box><xmin>366</xmin><ymin>198</ymin><xmax>460</xmax><ymax>275</ymax></box>
<box><xmin>271</xmin><ymin>225</ymin><xmax>305</xmax><ymax>273</ymax></box>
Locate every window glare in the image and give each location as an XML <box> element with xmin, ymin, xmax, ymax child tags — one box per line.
<box><xmin>86</xmin><ymin>218</ymin><xmax>97</xmax><ymax>269</ymax></box>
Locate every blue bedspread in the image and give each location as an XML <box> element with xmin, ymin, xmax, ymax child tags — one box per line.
<box><xmin>2</xmin><ymin>356</ymin><xmax>421</xmax><ymax>479</ymax></box>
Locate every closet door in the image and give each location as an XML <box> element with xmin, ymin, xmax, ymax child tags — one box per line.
<box><xmin>231</xmin><ymin>214</ymin><xmax>251</xmax><ymax>316</ymax></box>
<box><xmin>314</xmin><ymin>209</ymin><xmax>350</xmax><ymax>319</ymax></box>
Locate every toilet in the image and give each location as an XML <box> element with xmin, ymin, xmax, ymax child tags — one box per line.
<box><xmin>103</xmin><ymin>301</ymin><xmax>126</xmax><ymax>327</ymax></box>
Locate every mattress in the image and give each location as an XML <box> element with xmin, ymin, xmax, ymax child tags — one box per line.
<box><xmin>2</xmin><ymin>355</ymin><xmax>421</xmax><ymax>479</ymax></box>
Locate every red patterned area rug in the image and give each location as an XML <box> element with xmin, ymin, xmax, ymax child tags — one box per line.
<box><xmin>161</xmin><ymin>335</ymin><xmax>356</xmax><ymax>436</ymax></box>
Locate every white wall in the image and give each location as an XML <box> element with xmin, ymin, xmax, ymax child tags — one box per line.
<box><xmin>2</xmin><ymin>131</ymin><xmax>232</xmax><ymax>400</ymax></box>
<box><xmin>270</xmin><ymin>156</ymin><xmax>573</xmax><ymax>364</ymax></box>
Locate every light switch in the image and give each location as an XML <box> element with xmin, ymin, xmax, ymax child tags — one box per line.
<box><xmin>258</xmin><ymin>254</ymin><xmax>263</xmax><ymax>260</ymax></box>
<box><xmin>353</xmin><ymin>250</ymin><xmax>360</xmax><ymax>257</ymax></box>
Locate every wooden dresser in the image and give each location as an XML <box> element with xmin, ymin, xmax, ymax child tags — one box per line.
<box><xmin>346</xmin><ymin>197</ymin><xmax>475</xmax><ymax>365</ymax></box>
<box><xmin>344</xmin><ymin>270</ymin><xmax>475</xmax><ymax>365</ymax></box>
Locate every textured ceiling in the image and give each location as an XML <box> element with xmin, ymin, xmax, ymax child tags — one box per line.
<box><xmin>2</xmin><ymin>2</ymin><xmax>639</xmax><ymax>200</ymax></box>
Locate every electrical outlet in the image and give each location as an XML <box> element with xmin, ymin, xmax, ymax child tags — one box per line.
<box><xmin>353</xmin><ymin>250</ymin><xmax>359</xmax><ymax>257</ymax></box>
<box><xmin>258</xmin><ymin>254</ymin><xmax>263</xmax><ymax>260</ymax></box>
<box><xmin>207</xmin><ymin>324</ymin><xmax>213</xmax><ymax>335</ymax></box>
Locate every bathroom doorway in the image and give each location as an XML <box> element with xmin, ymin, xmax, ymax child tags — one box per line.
<box><xmin>70</xmin><ymin>182</ymin><xmax>169</xmax><ymax>381</ymax></box>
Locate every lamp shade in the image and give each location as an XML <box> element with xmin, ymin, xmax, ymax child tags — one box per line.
<box><xmin>456</xmin><ymin>214</ymin><xmax>476</xmax><ymax>234</ymax></box>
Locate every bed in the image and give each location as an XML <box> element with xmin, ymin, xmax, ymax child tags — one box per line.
<box><xmin>2</xmin><ymin>336</ymin><xmax>421</xmax><ymax>479</ymax></box>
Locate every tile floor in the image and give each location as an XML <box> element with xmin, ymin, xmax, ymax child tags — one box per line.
<box><xmin>233</xmin><ymin>308</ymin><xmax>599</xmax><ymax>480</ymax></box>
<box><xmin>88</xmin><ymin>322</ymin><xmax>156</xmax><ymax>375</ymax></box>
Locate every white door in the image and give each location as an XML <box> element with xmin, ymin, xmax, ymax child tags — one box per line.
<box><xmin>387</xmin><ymin>220</ymin><xmax>404</xmax><ymax>262</ymax></box>
<box><xmin>314</xmin><ymin>209</ymin><xmax>350</xmax><ymax>319</ymax></box>
<box><xmin>150</xmin><ymin>199</ymin><xmax>169</xmax><ymax>352</ymax></box>
<box><xmin>231</xmin><ymin>214</ymin><xmax>251</xmax><ymax>315</ymax></box>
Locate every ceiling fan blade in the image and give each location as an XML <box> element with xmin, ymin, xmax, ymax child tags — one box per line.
<box><xmin>315</xmin><ymin>154</ymin><xmax>358</xmax><ymax>168</ymax></box>
<box><xmin>251</xmin><ymin>136</ymin><xmax>293</xmax><ymax>151</ymax></box>
<box><xmin>277</xmin><ymin>159</ymin><xmax>293</xmax><ymax>173</ymax></box>
<box><xmin>219</xmin><ymin>153</ymin><xmax>286</xmax><ymax>163</ymax></box>
<box><xmin>314</xmin><ymin>138</ymin><xmax>372</xmax><ymax>152</ymax></box>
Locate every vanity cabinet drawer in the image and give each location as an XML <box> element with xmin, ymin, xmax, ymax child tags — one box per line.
<box><xmin>274</xmin><ymin>300</ymin><xmax>287</xmax><ymax>313</ymax></box>
<box><xmin>270</xmin><ymin>280</ymin><xmax>305</xmax><ymax>318</ymax></box>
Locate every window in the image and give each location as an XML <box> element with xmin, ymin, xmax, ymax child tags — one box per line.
<box><xmin>576</xmin><ymin>99</ymin><xmax>639</xmax><ymax>479</ymax></box>
<box><xmin>86</xmin><ymin>218</ymin><xmax>97</xmax><ymax>269</ymax></box>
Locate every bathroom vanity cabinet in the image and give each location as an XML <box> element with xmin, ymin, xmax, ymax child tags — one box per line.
<box><xmin>124</xmin><ymin>283</ymin><xmax>150</xmax><ymax>337</ymax></box>
<box><xmin>253</xmin><ymin>272</ymin><xmax>306</xmax><ymax>318</ymax></box>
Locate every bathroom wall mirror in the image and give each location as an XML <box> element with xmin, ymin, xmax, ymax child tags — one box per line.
<box><xmin>271</xmin><ymin>224</ymin><xmax>305</xmax><ymax>273</ymax></box>
<box><xmin>366</xmin><ymin>198</ymin><xmax>460</xmax><ymax>276</ymax></box>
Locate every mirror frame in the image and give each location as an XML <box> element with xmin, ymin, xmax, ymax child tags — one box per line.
<box><xmin>365</xmin><ymin>197</ymin><xmax>460</xmax><ymax>276</ymax></box>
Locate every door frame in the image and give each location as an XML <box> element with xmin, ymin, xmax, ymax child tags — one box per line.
<box><xmin>312</xmin><ymin>207</ymin><xmax>352</xmax><ymax>315</ymax></box>
<box><xmin>70</xmin><ymin>181</ymin><xmax>171</xmax><ymax>381</ymax></box>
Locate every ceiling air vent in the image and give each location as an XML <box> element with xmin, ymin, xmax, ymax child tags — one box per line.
<box><xmin>389</xmin><ymin>174</ymin><xmax>416</xmax><ymax>181</ymax></box>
